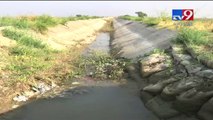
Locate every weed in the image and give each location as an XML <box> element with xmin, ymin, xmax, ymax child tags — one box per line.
<box><xmin>0</xmin><ymin>15</ymin><xmax>100</xmax><ymax>33</ymax></box>
<box><xmin>174</xmin><ymin>27</ymin><xmax>213</xmax><ymax>63</ymax></box>
<box><xmin>143</xmin><ymin>17</ymin><xmax>160</xmax><ymax>26</ymax></box>
<box><xmin>2</xmin><ymin>28</ymin><xmax>46</xmax><ymax>48</ymax></box>
<box><xmin>13</xmin><ymin>18</ymin><xmax>30</xmax><ymax>29</ymax></box>
<box><xmin>7</xmin><ymin>55</ymin><xmax>53</xmax><ymax>78</ymax></box>
<box><xmin>175</xmin><ymin>28</ymin><xmax>209</xmax><ymax>45</ymax></box>
<box><xmin>119</xmin><ymin>15</ymin><xmax>160</xmax><ymax>26</ymax></box>
<box><xmin>76</xmin><ymin>51</ymin><xmax>130</xmax><ymax>80</ymax></box>
<box><xmin>1</xmin><ymin>27</ymin><xmax>57</xmax><ymax>82</ymax></box>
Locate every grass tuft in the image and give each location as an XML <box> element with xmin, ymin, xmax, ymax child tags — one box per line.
<box><xmin>0</xmin><ymin>15</ymin><xmax>100</xmax><ymax>33</ymax></box>
<box><xmin>2</xmin><ymin>28</ymin><xmax>46</xmax><ymax>48</ymax></box>
<box><xmin>175</xmin><ymin>28</ymin><xmax>209</xmax><ymax>45</ymax></box>
<box><xmin>1</xmin><ymin>27</ymin><xmax>57</xmax><ymax>81</ymax></box>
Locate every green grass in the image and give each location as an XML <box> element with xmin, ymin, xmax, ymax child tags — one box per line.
<box><xmin>0</xmin><ymin>15</ymin><xmax>100</xmax><ymax>33</ymax></box>
<box><xmin>174</xmin><ymin>28</ymin><xmax>213</xmax><ymax>63</ymax></box>
<box><xmin>31</xmin><ymin>15</ymin><xmax>59</xmax><ymax>33</ymax></box>
<box><xmin>0</xmin><ymin>15</ymin><xmax>102</xmax><ymax>85</ymax></box>
<box><xmin>175</xmin><ymin>28</ymin><xmax>210</xmax><ymax>45</ymax></box>
<box><xmin>2</xmin><ymin>28</ymin><xmax>46</xmax><ymax>48</ymax></box>
<box><xmin>1</xmin><ymin>28</ymin><xmax>58</xmax><ymax>82</ymax></box>
<box><xmin>8</xmin><ymin>54</ymin><xmax>53</xmax><ymax>79</ymax></box>
<box><xmin>142</xmin><ymin>17</ymin><xmax>161</xmax><ymax>26</ymax></box>
<box><xmin>0</xmin><ymin>17</ymin><xmax>29</xmax><ymax>29</ymax></box>
<box><xmin>119</xmin><ymin>15</ymin><xmax>143</xmax><ymax>21</ymax></box>
<box><xmin>119</xmin><ymin>15</ymin><xmax>161</xmax><ymax>26</ymax></box>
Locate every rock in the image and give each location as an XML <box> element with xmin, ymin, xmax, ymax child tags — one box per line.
<box><xmin>174</xmin><ymin>88</ymin><xmax>213</xmax><ymax>113</ymax></box>
<box><xmin>162</xmin><ymin>76</ymin><xmax>203</xmax><ymax>98</ymax></box>
<box><xmin>13</xmin><ymin>95</ymin><xmax>28</xmax><ymax>102</ymax></box>
<box><xmin>140</xmin><ymin>91</ymin><xmax>154</xmax><ymax>104</ymax></box>
<box><xmin>171</xmin><ymin>44</ymin><xmax>185</xmax><ymax>54</ymax></box>
<box><xmin>173</xmin><ymin>54</ymin><xmax>192</xmax><ymax>63</ymax></box>
<box><xmin>199</xmin><ymin>59</ymin><xmax>213</xmax><ymax>69</ymax></box>
<box><xmin>172</xmin><ymin>53</ymin><xmax>181</xmax><ymax>62</ymax></box>
<box><xmin>175</xmin><ymin>64</ymin><xmax>187</xmax><ymax>75</ymax></box>
<box><xmin>140</xmin><ymin>53</ymin><xmax>170</xmax><ymax>77</ymax></box>
<box><xmin>180</xmin><ymin>60</ymin><xmax>190</xmax><ymax>66</ymax></box>
<box><xmin>180</xmin><ymin>54</ymin><xmax>192</xmax><ymax>61</ymax></box>
<box><xmin>167</xmin><ymin>114</ymin><xmax>199</xmax><ymax>120</ymax></box>
<box><xmin>148</xmin><ymin>69</ymin><xmax>174</xmax><ymax>84</ymax></box>
<box><xmin>145</xmin><ymin>96</ymin><xmax>180</xmax><ymax>119</ymax></box>
<box><xmin>183</xmin><ymin>60</ymin><xmax>204</xmax><ymax>74</ymax></box>
<box><xmin>206</xmin><ymin>60</ymin><xmax>213</xmax><ymax>69</ymax></box>
<box><xmin>141</xmin><ymin>63</ymin><xmax>169</xmax><ymax>77</ymax></box>
<box><xmin>141</xmin><ymin>53</ymin><xmax>168</xmax><ymax>66</ymax></box>
<box><xmin>185</xmin><ymin>65</ymin><xmax>203</xmax><ymax>74</ymax></box>
<box><xmin>186</xmin><ymin>47</ymin><xmax>197</xmax><ymax>59</ymax></box>
<box><xmin>198</xmin><ymin>97</ymin><xmax>213</xmax><ymax>120</ymax></box>
<box><xmin>143</xmin><ymin>78</ymin><xmax>179</xmax><ymax>94</ymax></box>
<box><xmin>196</xmin><ymin>69</ymin><xmax>213</xmax><ymax>79</ymax></box>
<box><xmin>127</xmin><ymin>64</ymin><xmax>148</xmax><ymax>88</ymax></box>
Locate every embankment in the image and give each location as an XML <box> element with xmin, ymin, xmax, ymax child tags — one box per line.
<box><xmin>36</xmin><ymin>18</ymin><xmax>112</xmax><ymax>50</ymax></box>
<box><xmin>112</xmin><ymin>19</ymin><xmax>213</xmax><ymax>120</ymax></box>
<box><xmin>0</xmin><ymin>17</ymin><xmax>113</xmax><ymax>114</ymax></box>
<box><xmin>111</xmin><ymin>18</ymin><xmax>176</xmax><ymax>59</ymax></box>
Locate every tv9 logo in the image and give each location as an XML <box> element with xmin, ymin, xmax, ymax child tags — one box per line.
<box><xmin>172</xmin><ymin>9</ymin><xmax>194</xmax><ymax>21</ymax></box>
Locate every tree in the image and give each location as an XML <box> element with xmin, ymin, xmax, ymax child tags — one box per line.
<box><xmin>135</xmin><ymin>11</ymin><xmax>147</xmax><ymax>18</ymax></box>
<box><xmin>76</xmin><ymin>14</ymin><xmax>82</xmax><ymax>17</ymax></box>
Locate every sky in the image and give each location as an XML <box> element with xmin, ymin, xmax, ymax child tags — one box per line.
<box><xmin>0</xmin><ymin>1</ymin><xmax>213</xmax><ymax>18</ymax></box>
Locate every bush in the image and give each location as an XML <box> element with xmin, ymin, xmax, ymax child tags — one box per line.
<box><xmin>34</xmin><ymin>15</ymin><xmax>58</xmax><ymax>27</ymax></box>
<box><xmin>175</xmin><ymin>28</ymin><xmax>209</xmax><ymax>45</ymax></box>
<box><xmin>32</xmin><ymin>21</ymin><xmax>48</xmax><ymax>33</ymax></box>
<box><xmin>0</xmin><ymin>17</ymin><xmax>16</xmax><ymax>27</ymax></box>
<box><xmin>0</xmin><ymin>17</ymin><xmax>30</xmax><ymax>29</ymax></box>
<box><xmin>13</xmin><ymin>18</ymin><xmax>30</xmax><ymax>29</ymax></box>
<box><xmin>135</xmin><ymin>11</ymin><xmax>147</xmax><ymax>18</ymax></box>
<box><xmin>143</xmin><ymin>17</ymin><xmax>160</xmax><ymax>26</ymax></box>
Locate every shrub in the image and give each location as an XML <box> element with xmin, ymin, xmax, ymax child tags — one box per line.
<box><xmin>34</xmin><ymin>15</ymin><xmax>57</xmax><ymax>27</ymax></box>
<box><xmin>0</xmin><ymin>17</ymin><xmax>16</xmax><ymax>27</ymax></box>
<box><xmin>175</xmin><ymin>28</ymin><xmax>209</xmax><ymax>45</ymax></box>
<box><xmin>143</xmin><ymin>17</ymin><xmax>160</xmax><ymax>26</ymax></box>
<box><xmin>135</xmin><ymin>11</ymin><xmax>147</xmax><ymax>18</ymax></box>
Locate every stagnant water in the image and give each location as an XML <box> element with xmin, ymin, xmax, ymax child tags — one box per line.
<box><xmin>82</xmin><ymin>32</ymin><xmax>110</xmax><ymax>55</ymax></box>
<box><xmin>0</xmin><ymin>33</ymin><xmax>158</xmax><ymax>120</ymax></box>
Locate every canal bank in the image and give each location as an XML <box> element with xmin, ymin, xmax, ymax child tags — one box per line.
<box><xmin>0</xmin><ymin>31</ymin><xmax>159</xmax><ymax>120</ymax></box>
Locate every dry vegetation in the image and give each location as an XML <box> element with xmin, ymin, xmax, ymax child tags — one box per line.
<box><xmin>0</xmin><ymin>15</ymin><xmax>113</xmax><ymax>113</ymax></box>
